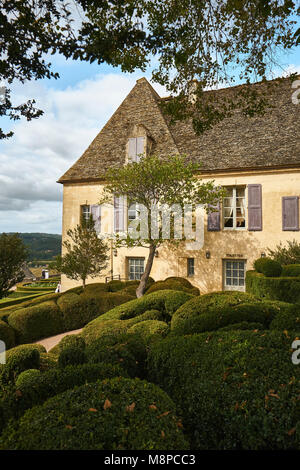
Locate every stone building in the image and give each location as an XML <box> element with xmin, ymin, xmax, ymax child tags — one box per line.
<box><xmin>58</xmin><ymin>77</ymin><xmax>300</xmax><ymax>293</ymax></box>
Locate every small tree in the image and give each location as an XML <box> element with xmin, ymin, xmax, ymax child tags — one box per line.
<box><xmin>58</xmin><ymin>216</ymin><xmax>109</xmax><ymax>289</ymax></box>
<box><xmin>0</xmin><ymin>233</ymin><xmax>28</xmax><ymax>298</ymax></box>
<box><xmin>103</xmin><ymin>154</ymin><xmax>224</xmax><ymax>297</ymax></box>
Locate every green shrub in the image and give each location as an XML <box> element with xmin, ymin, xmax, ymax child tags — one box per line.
<box><xmin>0</xmin><ymin>377</ymin><xmax>189</xmax><ymax>450</ymax></box>
<box><xmin>281</xmin><ymin>265</ymin><xmax>300</xmax><ymax>277</ymax></box>
<box><xmin>56</xmin><ymin>292</ymin><xmax>80</xmax><ymax>310</ymax></box>
<box><xmin>254</xmin><ymin>257</ymin><xmax>272</xmax><ymax>273</ymax></box>
<box><xmin>39</xmin><ymin>353</ymin><xmax>57</xmax><ymax>372</ymax></box>
<box><xmin>246</xmin><ymin>271</ymin><xmax>300</xmax><ymax>304</ymax></box>
<box><xmin>146</xmin><ymin>279</ymin><xmax>199</xmax><ymax>296</ymax></box>
<box><xmin>0</xmin><ymin>344</ymin><xmax>44</xmax><ymax>385</ymax></box>
<box><xmin>58</xmin><ymin>346</ymin><xmax>87</xmax><ymax>368</ymax></box>
<box><xmin>270</xmin><ymin>309</ymin><xmax>300</xmax><ymax>331</ymax></box>
<box><xmin>60</xmin><ymin>292</ymin><xmax>133</xmax><ymax>331</ymax></box>
<box><xmin>218</xmin><ymin>321</ymin><xmax>264</xmax><ymax>331</ymax></box>
<box><xmin>171</xmin><ymin>291</ymin><xmax>258</xmax><ymax>335</ymax></box>
<box><xmin>147</xmin><ymin>330</ymin><xmax>300</xmax><ymax>450</ymax></box>
<box><xmin>81</xmin><ymin>290</ymin><xmax>193</xmax><ymax>345</ymax></box>
<box><xmin>49</xmin><ymin>334</ymin><xmax>86</xmax><ymax>357</ymax></box>
<box><xmin>165</xmin><ymin>277</ymin><xmax>194</xmax><ymax>288</ymax></box>
<box><xmin>261</xmin><ymin>259</ymin><xmax>282</xmax><ymax>277</ymax></box>
<box><xmin>15</xmin><ymin>369</ymin><xmax>41</xmax><ymax>389</ymax></box>
<box><xmin>86</xmin><ymin>332</ymin><xmax>146</xmax><ymax>378</ymax></box>
<box><xmin>128</xmin><ymin>320</ymin><xmax>170</xmax><ymax>343</ymax></box>
<box><xmin>0</xmin><ymin>292</ymin><xmax>54</xmax><ymax>310</ymax></box>
<box><xmin>0</xmin><ymin>320</ymin><xmax>15</xmax><ymax>350</ymax></box>
<box><xmin>0</xmin><ymin>363</ymin><xmax>128</xmax><ymax>431</ymax></box>
<box><xmin>8</xmin><ymin>301</ymin><xmax>64</xmax><ymax>344</ymax></box>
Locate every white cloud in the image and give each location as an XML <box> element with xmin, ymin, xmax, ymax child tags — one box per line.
<box><xmin>0</xmin><ymin>72</ymin><xmax>168</xmax><ymax>233</ymax></box>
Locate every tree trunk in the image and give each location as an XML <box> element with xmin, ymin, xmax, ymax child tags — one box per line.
<box><xmin>136</xmin><ymin>244</ymin><xmax>156</xmax><ymax>298</ymax></box>
<box><xmin>82</xmin><ymin>278</ymin><xmax>86</xmax><ymax>289</ymax></box>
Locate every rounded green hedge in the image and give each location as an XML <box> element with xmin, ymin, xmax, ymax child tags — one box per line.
<box><xmin>246</xmin><ymin>271</ymin><xmax>300</xmax><ymax>304</ymax></box>
<box><xmin>0</xmin><ymin>377</ymin><xmax>189</xmax><ymax>450</ymax></box>
<box><xmin>0</xmin><ymin>344</ymin><xmax>45</xmax><ymax>385</ymax></box>
<box><xmin>7</xmin><ymin>301</ymin><xmax>64</xmax><ymax>344</ymax></box>
<box><xmin>147</xmin><ymin>330</ymin><xmax>300</xmax><ymax>450</ymax></box>
<box><xmin>0</xmin><ymin>363</ymin><xmax>128</xmax><ymax>431</ymax></box>
<box><xmin>128</xmin><ymin>320</ymin><xmax>170</xmax><ymax>343</ymax></box>
<box><xmin>58</xmin><ymin>346</ymin><xmax>87</xmax><ymax>368</ymax></box>
<box><xmin>0</xmin><ymin>320</ymin><xmax>15</xmax><ymax>350</ymax></box>
<box><xmin>146</xmin><ymin>279</ymin><xmax>199</xmax><ymax>296</ymax></box>
<box><xmin>281</xmin><ymin>264</ymin><xmax>300</xmax><ymax>277</ymax></box>
<box><xmin>171</xmin><ymin>291</ymin><xmax>258</xmax><ymax>335</ymax></box>
<box><xmin>270</xmin><ymin>309</ymin><xmax>300</xmax><ymax>331</ymax></box>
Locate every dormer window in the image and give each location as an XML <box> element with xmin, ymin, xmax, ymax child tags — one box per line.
<box><xmin>128</xmin><ymin>137</ymin><xmax>145</xmax><ymax>163</ymax></box>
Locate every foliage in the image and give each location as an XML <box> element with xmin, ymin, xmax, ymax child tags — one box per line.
<box><xmin>146</xmin><ymin>278</ymin><xmax>199</xmax><ymax>296</ymax></box>
<box><xmin>0</xmin><ymin>377</ymin><xmax>189</xmax><ymax>450</ymax></box>
<box><xmin>0</xmin><ymin>233</ymin><xmax>28</xmax><ymax>299</ymax></box>
<box><xmin>267</xmin><ymin>239</ymin><xmax>300</xmax><ymax>265</ymax></box>
<box><xmin>147</xmin><ymin>330</ymin><xmax>300</xmax><ymax>450</ymax></box>
<box><xmin>128</xmin><ymin>320</ymin><xmax>170</xmax><ymax>343</ymax></box>
<box><xmin>7</xmin><ymin>301</ymin><xmax>64</xmax><ymax>344</ymax></box>
<box><xmin>0</xmin><ymin>344</ymin><xmax>44</xmax><ymax>385</ymax></box>
<box><xmin>58</xmin><ymin>346</ymin><xmax>87</xmax><ymax>368</ymax></box>
<box><xmin>270</xmin><ymin>309</ymin><xmax>300</xmax><ymax>331</ymax></box>
<box><xmin>254</xmin><ymin>257</ymin><xmax>282</xmax><ymax>277</ymax></box>
<box><xmin>246</xmin><ymin>271</ymin><xmax>300</xmax><ymax>304</ymax></box>
<box><xmin>171</xmin><ymin>291</ymin><xmax>258</xmax><ymax>335</ymax></box>
<box><xmin>0</xmin><ymin>320</ymin><xmax>15</xmax><ymax>350</ymax></box>
<box><xmin>0</xmin><ymin>363</ymin><xmax>128</xmax><ymax>432</ymax></box>
<box><xmin>103</xmin><ymin>154</ymin><xmax>224</xmax><ymax>296</ymax></box>
<box><xmin>281</xmin><ymin>264</ymin><xmax>300</xmax><ymax>277</ymax></box>
<box><xmin>14</xmin><ymin>233</ymin><xmax>61</xmax><ymax>262</ymax></box>
<box><xmin>58</xmin><ymin>216</ymin><xmax>109</xmax><ymax>288</ymax></box>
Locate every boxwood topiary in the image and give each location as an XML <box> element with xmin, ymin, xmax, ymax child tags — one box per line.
<box><xmin>15</xmin><ymin>369</ymin><xmax>41</xmax><ymax>389</ymax></box>
<box><xmin>281</xmin><ymin>264</ymin><xmax>300</xmax><ymax>277</ymax></box>
<box><xmin>0</xmin><ymin>377</ymin><xmax>189</xmax><ymax>450</ymax></box>
<box><xmin>0</xmin><ymin>344</ymin><xmax>44</xmax><ymax>385</ymax></box>
<box><xmin>270</xmin><ymin>309</ymin><xmax>300</xmax><ymax>331</ymax></box>
<box><xmin>0</xmin><ymin>363</ymin><xmax>128</xmax><ymax>431</ymax></box>
<box><xmin>260</xmin><ymin>259</ymin><xmax>283</xmax><ymax>277</ymax></box>
<box><xmin>128</xmin><ymin>320</ymin><xmax>170</xmax><ymax>343</ymax></box>
<box><xmin>0</xmin><ymin>320</ymin><xmax>15</xmax><ymax>350</ymax></box>
<box><xmin>147</xmin><ymin>330</ymin><xmax>300</xmax><ymax>450</ymax></box>
<box><xmin>58</xmin><ymin>346</ymin><xmax>87</xmax><ymax>368</ymax></box>
<box><xmin>171</xmin><ymin>291</ymin><xmax>258</xmax><ymax>335</ymax></box>
<box><xmin>146</xmin><ymin>279</ymin><xmax>199</xmax><ymax>296</ymax></box>
<box><xmin>7</xmin><ymin>301</ymin><xmax>64</xmax><ymax>344</ymax></box>
<box><xmin>246</xmin><ymin>270</ymin><xmax>300</xmax><ymax>304</ymax></box>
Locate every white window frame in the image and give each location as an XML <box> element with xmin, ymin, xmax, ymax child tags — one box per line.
<box><xmin>223</xmin><ymin>259</ymin><xmax>246</xmax><ymax>292</ymax></box>
<box><xmin>223</xmin><ymin>186</ymin><xmax>247</xmax><ymax>231</ymax></box>
<box><xmin>128</xmin><ymin>257</ymin><xmax>145</xmax><ymax>280</ymax></box>
<box><xmin>81</xmin><ymin>205</ymin><xmax>91</xmax><ymax>222</ymax></box>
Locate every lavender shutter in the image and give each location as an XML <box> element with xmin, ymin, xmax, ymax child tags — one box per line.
<box><xmin>207</xmin><ymin>202</ymin><xmax>221</xmax><ymax>231</ymax></box>
<box><xmin>114</xmin><ymin>196</ymin><xmax>125</xmax><ymax>232</ymax></box>
<box><xmin>128</xmin><ymin>138</ymin><xmax>137</xmax><ymax>162</ymax></box>
<box><xmin>91</xmin><ymin>205</ymin><xmax>101</xmax><ymax>233</ymax></box>
<box><xmin>248</xmin><ymin>184</ymin><xmax>262</xmax><ymax>231</ymax></box>
<box><xmin>136</xmin><ymin>137</ymin><xmax>144</xmax><ymax>162</ymax></box>
<box><xmin>282</xmin><ymin>196</ymin><xmax>299</xmax><ymax>231</ymax></box>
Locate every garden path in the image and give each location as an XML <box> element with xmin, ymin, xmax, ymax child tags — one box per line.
<box><xmin>35</xmin><ymin>329</ymin><xmax>83</xmax><ymax>352</ymax></box>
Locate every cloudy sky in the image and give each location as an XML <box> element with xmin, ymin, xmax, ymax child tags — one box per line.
<box><xmin>0</xmin><ymin>33</ymin><xmax>299</xmax><ymax>235</ymax></box>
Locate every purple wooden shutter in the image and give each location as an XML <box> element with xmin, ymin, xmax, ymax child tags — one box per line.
<box><xmin>207</xmin><ymin>202</ymin><xmax>221</xmax><ymax>231</ymax></box>
<box><xmin>282</xmin><ymin>196</ymin><xmax>299</xmax><ymax>231</ymax></box>
<box><xmin>114</xmin><ymin>196</ymin><xmax>125</xmax><ymax>232</ymax></box>
<box><xmin>91</xmin><ymin>205</ymin><xmax>101</xmax><ymax>233</ymax></box>
<box><xmin>248</xmin><ymin>184</ymin><xmax>262</xmax><ymax>231</ymax></box>
<box><xmin>136</xmin><ymin>137</ymin><xmax>144</xmax><ymax>162</ymax></box>
<box><xmin>128</xmin><ymin>138</ymin><xmax>137</xmax><ymax>162</ymax></box>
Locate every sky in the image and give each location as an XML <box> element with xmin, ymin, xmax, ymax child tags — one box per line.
<box><xmin>0</xmin><ymin>26</ymin><xmax>299</xmax><ymax>235</ymax></box>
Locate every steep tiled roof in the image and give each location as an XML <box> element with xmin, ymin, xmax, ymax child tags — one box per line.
<box><xmin>58</xmin><ymin>76</ymin><xmax>300</xmax><ymax>184</ymax></box>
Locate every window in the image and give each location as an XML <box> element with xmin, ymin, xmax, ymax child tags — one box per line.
<box><xmin>81</xmin><ymin>205</ymin><xmax>91</xmax><ymax>222</ymax></box>
<box><xmin>223</xmin><ymin>260</ymin><xmax>246</xmax><ymax>292</ymax></box>
<box><xmin>128</xmin><ymin>202</ymin><xmax>139</xmax><ymax>233</ymax></box>
<box><xmin>128</xmin><ymin>258</ymin><xmax>144</xmax><ymax>280</ymax></box>
<box><xmin>187</xmin><ymin>258</ymin><xmax>195</xmax><ymax>277</ymax></box>
<box><xmin>223</xmin><ymin>187</ymin><xmax>246</xmax><ymax>229</ymax></box>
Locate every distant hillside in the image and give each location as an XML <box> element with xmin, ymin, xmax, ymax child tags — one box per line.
<box><xmin>7</xmin><ymin>233</ymin><xmax>62</xmax><ymax>261</ymax></box>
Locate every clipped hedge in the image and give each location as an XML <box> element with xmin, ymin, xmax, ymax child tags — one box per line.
<box><xmin>58</xmin><ymin>346</ymin><xmax>87</xmax><ymax>368</ymax></box>
<box><xmin>246</xmin><ymin>270</ymin><xmax>300</xmax><ymax>304</ymax></box>
<box><xmin>128</xmin><ymin>320</ymin><xmax>170</xmax><ymax>343</ymax></box>
<box><xmin>146</xmin><ymin>278</ymin><xmax>199</xmax><ymax>296</ymax></box>
<box><xmin>0</xmin><ymin>292</ymin><xmax>52</xmax><ymax>310</ymax></box>
<box><xmin>0</xmin><ymin>377</ymin><xmax>188</xmax><ymax>450</ymax></box>
<box><xmin>270</xmin><ymin>308</ymin><xmax>300</xmax><ymax>331</ymax></box>
<box><xmin>0</xmin><ymin>363</ymin><xmax>128</xmax><ymax>432</ymax></box>
<box><xmin>0</xmin><ymin>320</ymin><xmax>15</xmax><ymax>350</ymax></box>
<box><xmin>171</xmin><ymin>291</ymin><xmax>258</xmax><ymax>335</ymax></box>
<box><xmin>254</xmin><ymin>257</ymin><xmax>282</xmax><ymax>277</ymax></box>
<box><xmin>81</xmin><ymin>290</ymin><xmax>193</xmax><ymax>345</ymax></box>
<box><xmin>281</xmin><ymin>264</ymin><xmax>300</xmax><ymax>277</ymax></box>
<box><xmin>7</xmin><ymin>301</ymin><xmax>64</xmax><ymax>344</ymax></box>
<box><xmin>0</xmin><ymin>344</ymin><xmax>45</xmax><ymax>385</ymax></box>
<box><xmin>147</xmin><ymin>330</ymin><xmax>300</xmax><ymax>450</ymax></box>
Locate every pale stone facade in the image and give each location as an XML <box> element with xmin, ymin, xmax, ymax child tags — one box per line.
<box><xmin>59</xmin><ymin>77</ymin><xmax>300</xmax><ymax>293</ymax></box>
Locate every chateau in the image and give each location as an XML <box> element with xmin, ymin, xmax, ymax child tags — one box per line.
<box><xmin>58</xmin><ymin>77</ymin><xmax>300</xmax><ymax>293</ymax></box>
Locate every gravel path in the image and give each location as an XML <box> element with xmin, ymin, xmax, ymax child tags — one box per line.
<box><xmin>35</xmin><ymin>329</ymin><xmax>83</xmax><ymax>352</ymax></box>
